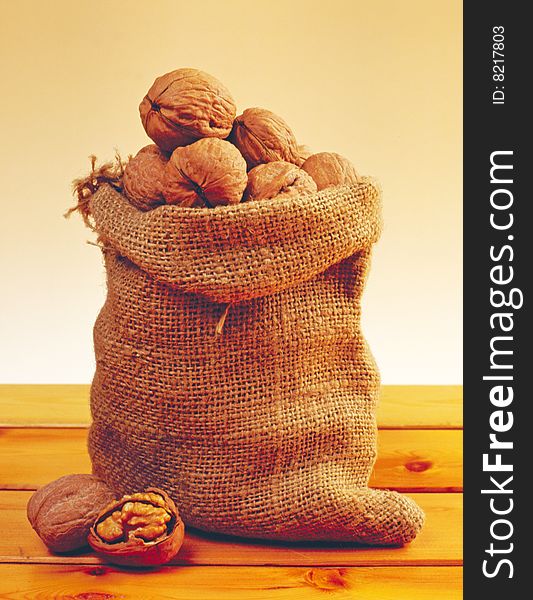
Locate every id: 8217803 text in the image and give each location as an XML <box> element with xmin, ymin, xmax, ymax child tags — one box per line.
<box><xmin>492</xmin><ymin>26</ymin><xmax>505</xmax><ymax>105</ymax></box>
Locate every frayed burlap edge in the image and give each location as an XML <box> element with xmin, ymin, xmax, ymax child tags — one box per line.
<box><xmin>65</xmin><ymin>152</ymin><xmax>128</xmax><ymax>228</ymax></box>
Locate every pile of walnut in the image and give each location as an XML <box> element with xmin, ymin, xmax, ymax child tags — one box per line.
<box><xmin>121</xmin><ymin>67</ymin><xmax>361</xmax><ymax>211</ymax></box>
<box><xmin>27</xmin><ymin>474</ymin><xmax>184</xmax><ymax>566</ymax></box>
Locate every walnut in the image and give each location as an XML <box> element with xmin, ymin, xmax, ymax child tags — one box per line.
<box><xmin>244</xmin><ymin>161</ymin><xmax>317</xmax><ymax>202</ymax></box>
<box><xmin>230</xmin><ymin>108</ymin><xmax>301</xmax><ymax>170</ymax></box>
<box><xmin>122</xmin><ymin>145</ymin><xmax>168</xmax><ymax>211</ymax></box>
<box><xmin>301</xmin><ymin>152</ymin><xmax>361</xmax><ymax>191</ymax></box>
<box><xmin>163</xmin><ymin>138</ymin><xmax>247</xmax><ymax>207</ymax></box>
<box><xmin>139</xmin><ymin>68</ymin><xmax>237</xmax><ymax>152</ymax></box>
<box><xmin>26</xmin><ymin>474</ymin><xmax>116</xmax><ymax>553</ymax></box>
<box><xmin>88</xmin><ymin>488</ymin><xmax>185</xmax><ymax>566</ymax></box>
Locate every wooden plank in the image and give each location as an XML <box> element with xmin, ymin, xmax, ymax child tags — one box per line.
<box><xmin>0</xmin><ymin>428</ymin><xmax>462</xmax><ymax>492</ymax></box>
<box><xmin>0</xmin><ymin>384</ymin><xmax>463</xmax><ymax>428</ymax></box>
<box><xmin>369</xmin><ymin>429</ymin><xmax>462</xmax><ymax>492</ymax></box>
<box><xmin>0</xmin><ymin>385</ymin><xmax>91</xmax><ymax>428</ymax></box>
<box><xmin>0</xmin><ymin>565</ymin><xmax>463</xmax><ymax>599</ymax></box>
<box><xmin>378</xmin><ymin>386</ymin><xmax>462</xmax><ymax>429</ymax></box>
<box><xmin>0</xmin><ymin>491</ymin><xmax>462</xmax><ymax>566</ymax></box>
<box><xmin>0</xmin><ymin>428</ymin><xmax>91</xmax><ymax>490</ymax></box>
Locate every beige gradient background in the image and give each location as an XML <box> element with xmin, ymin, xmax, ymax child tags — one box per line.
<box><xmin>0</xmin><ymin>0</ymin><xmax>462</xmax><ymax>384</ymax></box>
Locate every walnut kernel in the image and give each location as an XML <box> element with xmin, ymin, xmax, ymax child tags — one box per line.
<box><xmin>88</xmin><ymin>488</ymin><xmax>185</xmax><ymax>566</ymax></box>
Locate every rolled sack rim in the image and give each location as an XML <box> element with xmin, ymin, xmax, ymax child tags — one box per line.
<box><xmin>89</xmin><ymin>178</ymin><xmax>383</xmax><ymax>303</ymax></box>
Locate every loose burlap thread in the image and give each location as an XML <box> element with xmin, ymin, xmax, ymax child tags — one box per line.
<box><xmin>86</xmin><ymin>178</ymin><xmax>424</xmax><ymax>544</ymax></box>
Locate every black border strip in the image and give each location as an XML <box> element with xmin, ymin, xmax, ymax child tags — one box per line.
<box><xmin>464</xmin><ymin>1</ymin><xmax>529</xmax><ymax>595</ymax></box>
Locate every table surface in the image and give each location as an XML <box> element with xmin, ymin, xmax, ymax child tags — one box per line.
<box><xmin>0</xmin><ymin>384</ymin><xmax>462</xmax><ymax>598</ymax></box>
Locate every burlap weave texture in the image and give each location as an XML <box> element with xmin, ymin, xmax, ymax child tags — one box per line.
<box><xmin>87</xmin><ymin>179</ymin><xmax>424</xmax><ymax>544</ymax></box>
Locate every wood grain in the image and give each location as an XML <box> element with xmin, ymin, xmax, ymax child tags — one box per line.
<box><xmin>0</xmin><ymin>491</ymin><xmax>462</xmax><ymax>566</ymax></box>
<box><xmin>369</xmin><ymin>429</ymin><xmax>462</xmax><ymax>492</ymax></box>
<box><xmin>0</xmin><ymin>564</ymin><xmax>462</xmax><ymax>599</ymax></box>
<box><xmin>0</xmin><ymin>428</ymin><xmax>462</xmax><ymax>492</ymax></box>
<box><xmin>0</xmin><ymin>384</ymin><xmax>462</xmax><ymax>428</ymax></box>
<box><xmin>0</xmin><ymin>385</ymin><xmax>91</xmax><ymax>427</ymax></box>
<box><xmin>378</xmin><ymin>385</ymin><xmax>462</xmax><ymax>429</ymax></box>
<box><xmin>0</xmin><ymin>385</ymin><xmax>462</xmax><ymax>595</ymax></box>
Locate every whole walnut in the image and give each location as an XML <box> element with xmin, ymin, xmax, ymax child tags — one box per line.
<box><xmin>122</xmin><ymin>145</ymin><xmax>168</xmax><ymax>211</ymax></box>
<box><xmin>302</xmin><ymin>152</ymin><xmax>361</xmax><ymax>191</ymax></box>
<box><xmin>163</xmin><ymin>138</ymin><xmax>247</xmax><ymax>207</ymax></box>
<box><xmin>230</xmin><ymin>108</ymin><xmax>301</xmax><ymax>170</ymax></box>
<box><xmin>139</xmin><ymin>68</ymin><xmax>237</xmax><ymax>152</ymax></box>
<box><xmin>27</xmin><ymin>474</ymin><xmax>116</xmax><ymax>553</ymax></box>
<box><xmin>244</xmin><ymin>161</ymin><xmax>317</xmax><ymax>202</ymax></box>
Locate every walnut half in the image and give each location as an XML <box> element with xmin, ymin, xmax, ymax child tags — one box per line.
<box><xmin>88</xmin><ymin>488</ymin><xmax>184</xmax><ymax>566</ymax></box>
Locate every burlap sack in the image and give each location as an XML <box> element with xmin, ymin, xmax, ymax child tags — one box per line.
<box><xmin>86</xmin><ymin>178</ymin><xmax>424</xmax><ymax>545</ymax></box>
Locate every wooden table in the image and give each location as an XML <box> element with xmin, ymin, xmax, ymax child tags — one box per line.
<box><xmin>0</xmin><ymin>385</ymin><xmax>462</xmax><ymax>598</ymax></box>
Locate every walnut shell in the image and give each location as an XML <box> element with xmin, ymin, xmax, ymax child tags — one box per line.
<box><xmin>88</xmin><ymin>488</ymin><xmax>185</xmax><ymax>567</ymax></box>
<box><xmin>230</xmin><ymin>108</ymin><xmax>301</xmax><ymax>170</ymax></box>
<box><xmin>139</xmin><ymin>68</ymin><xmax>237</xmax><ymax>152</ymax></box>
<box><xmin>122</xmin><ymin>145</ymin><xmax>168</xmax><ymax>211</ymax></box>
<box><xmin>302</xmin><ymin>152</ymin><xmax>361</xmax><ymax>191</ymax></box>
<box><xmin>244</xmin><ymin>161</ymin><xmax>317</xmax><ymax>202</ymax></box>
<box><xmin>163</xmin><ymin>138</ymin><xmax>247</xmax><ymax>207</ymax></box>
<box><xmin>27</xmin><ymin>474</ymin><xmax>116</xmax><ymax>553</ymax></box>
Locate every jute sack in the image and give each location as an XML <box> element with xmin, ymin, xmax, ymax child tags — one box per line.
<box><xmin>86</xmin><ymin>178</ymin><xmax>424</xmax><ymax>544</ymax></box>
